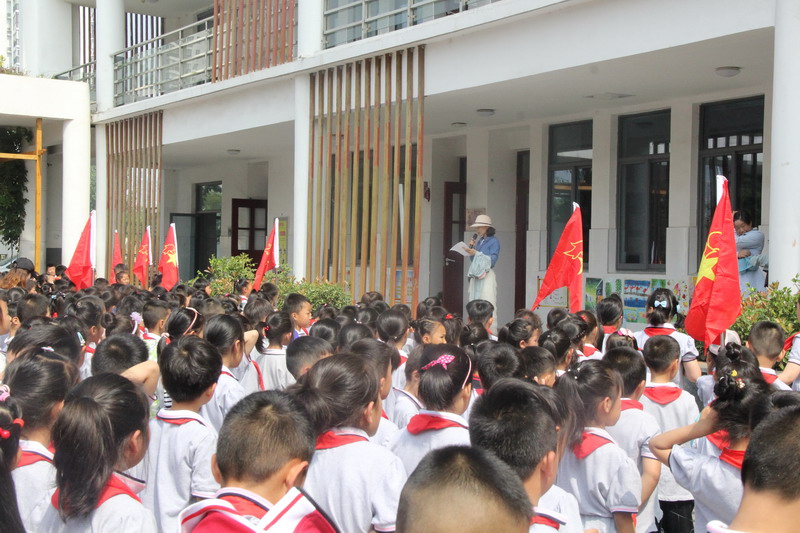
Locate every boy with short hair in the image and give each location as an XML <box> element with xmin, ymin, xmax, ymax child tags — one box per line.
<box><xmin>16</xmin><ymin>293</ymin><xmax>50</xmax><ymax>324</ymax></box>
<box><xmin>139</xmin><ymin>336</ymin><xmax>222</xmax><ymax>533</ymax></box>
<box><xmin>91</xmin><ymin>333</ymin><xmax>148</xmax><ymax>375</ymax></box>
<box><xmin>603</xmin><ymin>347</ymin><xmax>661</xmax><ymax>533</ymax></box>
<box><xmin>286</xmin><ymin>336</ymin><xmax>333</xmax><ymax>380</ymax></box>
<box><xmin>179</xmin><ymin>391</ymin><xmax>337</xmax><ymax>532</ymax></box>
<box><xmin>516</xmin><ymin>346</ymin><xmax>557</xmax><ymax>387</ymax></box>
<box><xmin>466</xmin><ymin>299</ymin><xmax>495</xmax><ymax>340</ymax></box>
<box><xmin>397</xmin><ymin>445</ymin><xmax>532</xmax><ymax>533</ymax></box>
<box><xmin>350</xmin><ymin>338</ymin><xmax>400</xmax><ymax>447</ymax></box>
<box><xmin>142</xmin><ymin>299</ymin><xmax>171</xmax><ymax>359</ymax></box>
<box><xmin>283</xmin><ymin>293</ymin><xmax>313</xmax><ymax>339</ymax></box>
<box><xmin>747</xmin><ymin>320</ymin><xmax>791</xmax><ymax>390</ymax></box>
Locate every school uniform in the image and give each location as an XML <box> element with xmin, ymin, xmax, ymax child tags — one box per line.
<box><xmin>669</xmin><ymin>444</ymin><xmax>744</xmax><ymax>533</ymax></box>
<box><xmin>530</xmin><ymin>507</ymin><xmax>569</xmax><ymax>533</ymax></box>
<box><xmin>80</xmin><ymin>343</ymin><xmax>96</xmax><ymax>380</ymax></box>
<box><xmin>578</xmin><ymin>344</ymin><xmax>603</xmax><ymax>361</ymax></box>
<box><xmin>391</xmin><ymin>347</ymin><xmax>409</xmax><ymax>391</ymax></box>
<box><xmin>304</xmin><ymin>427</ymin><xmax>407</xmax><ymax>533</ymax></box>
<box><xmin>640</xmin><ymin>383</ymin><xmax>699</xmax><ymax>511</ymax></box>
<box><xmin>556</xmin><ymin>427</ymin><xmax>642</xmax><ymax>533</ymax></box>
<box><xmin>14</xmin><ymin>439</ymin><xmax>56</xmax><ymax>530</ymax></box>
<box><xmin>784</xmin><ymin>333</ymin><xmax>800</xmax><ymax>390</ymax></box>
<box><xmin>142</xmin><ymin>331</ymin><xmax>160</xmax><ymax>361</ymax></box>
<box><xmin>706</xmin><ymin>521</ymin><xmax>747</xmax><ymax>533</ymax></box>
<box><xmin>232</xmin><ymin>350</ymin><xmax>265</xmax><ymax>394</ymax></box>
<box><xmin>370</xmin><ymin>413</ymin><xmax>400</xmax><ymax>448</ymax></box>
<box><xmin>200</xmin><ymin>365</ymin><xmax>247</xmax><ymax>432</ymax></box>
<box><xmin>34</xmin><ymin>471</ymin><xmax>157</xmax><ymax>533</ymax></box>
<box><xmin>389</xmin><ymin>387</ymin><xmax>423</xmax><ymax>429</ymax></box>
<box><xmin>390</xmin><ymin>410</ymin><xmax>470</xmax><ymax>475</ymax></box>
<box><xmin>139</xmin><ymin>409</ymin><xmax>220</xmax><ymax>533</ymax></box>
<box><xmin>634</xmin><ymin>324</ymin><xmax>699</xmax><ymax>385</ymax></box>
<box><xmin>461</xmin><ymin>387</ymin><xmax>481</xmax><ymax>423</ymax></box>
<box><xmin>759</xmin><ymin>367</ymin><xmax>791</xmax><ymax>390</ymax></box>
<box><xmin>696</xmin><ymin>374</ymin><xmax>716</xmax><ymax>406</ymax></box>
<box><xmin>254</xmin><ymin>348</ymin><xmax>296</xmax><ymax>391</ymax></box>
<box><xmin>538</xmin><ymin>485</ymin><xmax>583</xmax><ymax>533</ymax></box>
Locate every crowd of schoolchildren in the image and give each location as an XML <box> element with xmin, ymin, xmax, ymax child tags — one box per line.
<box><xmin>0</xmin><ymin>258</ymin><xmax>799</xmax><ymax>533</ymax></box>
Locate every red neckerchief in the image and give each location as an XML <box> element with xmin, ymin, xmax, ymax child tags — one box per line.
<box><xmin>784</xmin><ymin>333</ymin><xmax>798</xmax><ymax>352</ymax></box>
<box><xmin>621</xmin><ymin>399</ymin><xmax>643</xmax><ymax>411</ymax></box>
<box><xmin>250</xmin><ymin>359</ymin><xmax>265</xmax><ymax>391</ymax></box>
<box><xmin>643</xmin><ymin>386</ymin><xmax>682</xmax><ymax>405</ymax></box>
<box><xmin>719</xmin><ymin>448</ymin><xmax>745</xmax><ymax>470</ymax></box>
<box><xmin>406</xmin><ymin>414</ymin><xmax>467</xmax><ymax>435</ymax></box>
<box><xmin>52</xmin><ymin>474</ymin><xmax>139</xmax><ymax>510</ymax></box>
<box><xmin>399</xmin><ymin>354</ymin><xmax>408</xmax><ymax>365</ymax></box>
<box><xmin>219</xmin><ymin>492</ymin><xmax>270</xmax><ymax>520</ymax></box>
<box><xmin>707</xmin><ymin>429</ymin><xmax>731</xmax><ymax>450</ymax></box>
<box><xmin>602</xmin><ymin>325</ymin><xmax>617</xmax><ymax>334</ymax></box>
<box><xmin>221</xmin><ymin>370</ymin><xmax>238</xmax><ymax>380</ymax></box>
<box><xmin>530</xmin><ymin>515</ymin><xmax>560</xmax><ymax>530</ymax></box>
<box><xmin>17</xmin><ymin>449</ymin><xmax>53</xmax><ymax>467</ymax></box>
<box><xmin>315</xmin><ymin>431</ymin><xmax>368</xmax><ymax>450</ymax></box>
<box><xmin>156</xmin><ymin>412</ymin><xmax>206</xmax><ymax>427</ymax></box>
<box><xmin>583</xmin><ymin>344</ymin><xmax>599</xmax><ymax>356</ymax></box>
<box><xmin>85</xmin><ymin>345</ymin><xmax>96</xmax><ymax>354</ymax></box>
<box><xmin>644</xmin><ymin>327</ymin><xmax>676</xmax><ymax>337</ymax></box>
<box><xmin>572</xmin><ymin>431</ymin><xmax>613</xmax><ymax>459</ymax></box>
<box><xmin>760</xmin><ymin>369</ymin><xmax>778</xmax><ymax>384</ymax></box>
<box><xmin>381</xmin><ymin>410</ymin><xmax>389</xmax><ymax>420</ymax></box>
<box><xmin>474</xmin><ymin>388</ymin><xmax>485</xmax><ymax>396</ymax></box>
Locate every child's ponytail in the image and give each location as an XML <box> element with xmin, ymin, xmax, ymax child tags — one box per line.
<box><xmin>0</xmin><ymin>387</ymin><xmax>24</xmax><ymax>533</ymax></box>
<box><xmin>497</xmin><ymin>319</ymin><xmax>535</xmax><ymax>348</ymax></box>
<box><xmin>264</xmin><ymin>311</ymin><xmax>293</xmax><ymax>346</ymax></box>
<box><xmin>712</xmin><ymin>343</ymin><xmax>772</xmax><ymax>441</ymax></box>
<box><xmin>157</xmin><ymin>307</ymin><xmax>205</xmax><ymax>356</ymax></box>
<box><xmin>376</xmin><ymin>309</ymin><xmax>409</xmax><ymax>345</ymax></box>
<box><xmin>555</xmin><ymin>360</ymin><xmax>623</xmax><ymax>446</ymax></box>
<box><xmin>646</xmin><ymin>288</ymin><xmax>680</xmax><ymax>327</ymax></box>
<box><xmin>52</xmin><ymin>374</ymin><xmax>149</xmax><ymax>519</ymax></box>
<box><xmin>417</xmin><ymin>344</ymin><xmax>472</xmax><ymax>411</ymax></box>
<box><xmin>204</xmin><ymin>314</ymin><xmax>245</xmax><ymax>356</ymax></box>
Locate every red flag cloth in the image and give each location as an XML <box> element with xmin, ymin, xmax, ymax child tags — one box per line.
<box><xmin>684</xmin><ymin>178</ymin><xmax>741</xmax><ymax>347</ymax></box>
<box><xmin>110</xmin><ymin>230</ymin><xmax>123</xmax><ymax>279</ymax></box>
<box><xmin>65</xmin><ymin>212</ymin><xmax>95</xmax><ymax>290</ymax></box>
<box><xmin>253</xmin><ymin>218</ymin><xmax>280</xmax><ymax>291</ymax></box>
<box><xmin>132</xmin><ymin>226</ymin><xmax>152</xmax><ymax>288</ymax></box>
<box><xmin>532</xmin><ymin>205</ymin><xmax>584</xmax><ymax>312</ymax></box>
<box><xmin>158</xmin><ymin>224</ymin><xmax>179</xmax><ymax>291</ymax></box>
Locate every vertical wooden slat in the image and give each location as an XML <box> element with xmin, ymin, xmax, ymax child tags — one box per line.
<box><xmin>412</xmin><ymin>46</ymin><xmax>425</xmax><ymax>311</ymax></box>
<box><xmin>379</xmin><ymin>54</ymin><xmax>392</xmax><ymax>295</ymax></box>
<box><xmin>321</xmin><ymin>69</ymin><xmax>334</xmax><ymax>279</ymax></box>
<box><xmin>34</xmin><ymin>118</ymin><xmax>42</xmax><ymax>272</ymax></box>
<box><xmin>359</xmin><ymin>59</ymin><xmax>372</xmax><ymax>298</ymax></box>
<box><xmin>389</xmin><ymin>50</ymin><xmax>402</xmax><ymax>303</ymax></box>
<box><xmin>105</xmin><ymin>124</ymin><xmax>112</xmax><ymax>269</ymax></box>
<box><xmin>315</xmin><ymin>70</ymin><xmax>325</xmax><ymax>278</ymax></box>
<box><xmin>349</xmin><ymin>61</ymin><xmax>361</xmax><ymax>296</ymax></box>
<box><xmin>287</xmin><ymin>0</ymin><xmax>295</xmax><ymax>60</ymax></box>
<box><xmin>220</xmin><ymin>0</ymin><xmax>228</xmax><ymax>80</ymax></box>
<box><xmin>401</xmin><ymin>48</ymin><xmax>414</xmax><ymax>304</ymax></box>
<box><xmin>330</xmin><ymin>66</ymin><xmax>343</xmax><ymax>282</ymax></box>
<box><xmin>339</xmin><ymin>64</ymin><xmax>352</xmax><ymax>284</ymax></box>
<box><xmin>369</xmin><ymin>56</ymin><xmax>382</xmax><ymax>293</ymax></box>
<box><xmin>306</xmin><ymin>73</ymin><xmax>316</xmax><ymax>281</ymax></box>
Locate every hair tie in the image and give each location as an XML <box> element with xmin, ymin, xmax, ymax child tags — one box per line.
<box><xmin>654</xmin><ymin>300</ymin><xmax>668</xmax><ymax>308</ymax></box>
<box><xmin>616</xmin><ymin>327</ymin><xmax>635</xmax><ymax>339</ymax></box>
<box><xmin>0</xmin><ymin>429</ymin><xmax>9</xmax><ymax>439</ymax></box>
<box><xmin>263</xmin><ymin>325</ymin><xmax>270</xmax><ymax>333</ymax></box>
<box><xmin>445</xmin><ymin>314</ymin><xmax>454</xmax><ymax>320</ymax></box>
<box><xmin>76</xmin><ymin>331</ymin><xmax>85</xmax><ymax>346</ymax></box>
<box><xmin>41</xmin><ymin>346</ymin><xmax>54</xmax><ymax>352</ymax></box>
<box><xmin>421</xmin><ymin>354</ymin><xmax>455</xmax><ymax>371</ymax></box>
<box><xmin>130</xmin><ymin>312</ymin><xmax>143</xmax><ymax>335</ymax></box>
<box><xmin>0</xmin><ymin>385</ymin><xmax>10</xmax><ymax>402</ymax></box>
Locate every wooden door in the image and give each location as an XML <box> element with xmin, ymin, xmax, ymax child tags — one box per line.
<box><xmin>442</xmin><ymin>180</ymin><xmax>467</xmax><ymax>315</ymax></box>
<box><xmin>231</xmin><ymin>199</ymin><xmax>268</xmax><ymax>265</ymax></box>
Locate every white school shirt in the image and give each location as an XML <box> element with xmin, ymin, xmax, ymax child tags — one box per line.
<box><xmin>706</xmin><ymin>521</ymin><xmax>748</xmax><ymax>533</ymax></box>
<box><xmin>530</xmin><ymin>506</ymin><xmax>569</xmax><ymax>533</ymax></box>
<box><xmin>786</xmin><ymin>334</ymin><xmax>800</xmax><ymax>390</ymax></box>
<box><xmin>696</xmin><ymin>374</ymin><xmax>716</xmax><ymax>406</ymax></box>
<box><xmin>556</xmin><ymin>427</ymin><xmax>642</xmax><ymax>533</ymax></box>
<box><xmin>538</xmin><ymin>485</ymin><xmax>583</xmax><ymax>533</ymax></box>
<box><xmin>304</xmin><ymin>427</ymin><xmax>407</xmax><ymax>533</ymax></box>
<box><xmin>138</xmin><ymin>409</ymin><xmax>220</xmax><ymax>533</ymax></box>
<box><xmin>390</xmin><ymin>410</ymin><xmax>470</xmax><ymax>475</ymax></box>
<box><xmin>605</xmin><ymin>400</ymin><xmax>661</xmax><ymax>533</ymax></box>
<box><xmin>231</xmin><ymin>350</ymin><xmax>264</xmax><ymax>394</ymax></box>
<box><xmin>392</xmin><ymin>362</ymin><xmax>407</xmax><ymax>391</ymax></box>
<box><xmin>461</xmin><ymin>388</ymin><xmax>481</xmax><ymax>423</ymax></box>
<box><xmin>389</xmin><ymin>387</ymin><xmax>423</xmax><ymax>429</ymax></box>
<box><xmin>200</xmin><ymin>365</ymin><xmax>246</xmax><ymax>432</ymax></box>
<box><xmin>634</xmin><ymin>324</ymin><xmax>698</xmax><ymax>385</ymax></box>
<box><xmin>759</xmin><ymin>367</ymin><xmax>791</xmax><ymax>391</ymax></box>
<box><xmin>254</xmin><ymin>348</ymin><xmax>296</xmax><ymax>391</ymax></box>
<box><xmin>669</xmin><ymin>444</ymin><xmax>743</xmax><ymax>533</ymax></box>
<box><xmin>34</xmin><ymin>472</ymin><xmax>157</xmax><ymax>533</ymax></box>
<box><xmin>179</xmin><ymin>486</ymin><xmax>273</xmax><ymax>531</ymax></box>
<box><xmin>370</xmin><ymin>414</ymin><xmax>400</xmax><ymax>448</ymax></box>
<box><xmin>14</xmin><ymin>439</ymin><xmax>56</xmax><ymax>530</ymax></box>
<box><xmin>640</xmin><ymin>383</ymin><xmax>699</xmax><ymax>502</ymax></box>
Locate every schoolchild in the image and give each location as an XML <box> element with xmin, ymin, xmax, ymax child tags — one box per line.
<box><xmin>63</xmin><ymin>296</ymin><xmax>112</xmax><ymax>379</ymax></box>
<box><xmin>390</xmin><ymin>344</ymin><xmax>472</xmax><ymax>474</ymax></box>
<box><xmin>396</xmin><ymin>445</ymin><xmax>531</xmax><ymax>533</ymax></box>
<box><xmin>255</xmin><ymin>311</ymin><xmax>295</xmax><ymax>391</ymax></box>
<box><xmin>283</xmin><ymin>293</ymin><xmax>313</xmax><ymax>339</ymax></box>
<box><xmin>546</xmin><ymin>307</ymin><xmax>569</xmax><ymax>331</ymax></box>
<box><xmin>350</xmin><ymin>338</ymin><xmax>401</xmax><ymax>447</ymax></box>
<box><xmin>539</xmin><ymin>323</ymin><xmax>577</xmax><ymax>377</ymax></box>
<box><xmin>91</xmin><ymin>334</ymin><xmax>148</xmax><ymax>376</ymax></box>
<box><xmin>309</xmin><ymin>318</ymin><xmax>341</xmax><ymax>352</ymax></box>
<box><xmin>6</xmin><ymin>324</ymin><xmax>82</xmax><ymax>370</ymax></box>
<box><xmin>390</xmin><ymin>345</ymin><xmax>425</xmax><ymax>429</ymax></box>
<box><xmin>516</xmin><ymin>346</ymin><xmax>557</xmax><ymax>387</ymax></box>
<box><xmin>0</xmin><ymin>386</ymin><xmax>24</xmax><ymax>533</ymax></box>
<box><xmin>777</xmin><ymin>294</ymin><xmax>800</xmax><ymax>389</ymax></box>
<box><xmin>338</xmin><ymin>323</ymin><xmax>374</xmax><ymax>352</ymax></box>
<box><xmin>475</xmin><ymin>341</ymin><xmax>519</xmax><ymax>393</ymax></box>
<box><xmin>200</xmin><ymin>314</ymin><xmax>248</xmax><ymax>432</ymax></box>
<box><xmin>605</xmin><ymin>330</ymin><xmax>640</xmax><ymax>351</ymax></box>
<box><xmin>292</xmin><ymin>353</ymin><xmax>407</xmax><ymax>533</ymax></box>
<box><xmin>34</xmin><ymin>374</ymin><xmax>156</xmax><ymax>532</ymax></box>
<box><xmin>286</xmin><ymin>336</ymin><xmax>333</xmax><ymax>380</ymax></box>
<box><xmin>234</xmin><ymin>278</ymin><xmax>253</xmax><ymax>311</ymax></box>
<box><xmin>633</xmin><ymin>289</ymin><xmax>701</xmax><ymax>383</ymax></box>
<box><xmin>179</xmin><ymin>391</ymin><xmax>337</xmax><ymax>533</ymax></box>
<box><xmin>442</xmin><ymin>313</ymin><xmax>464</xmax><ymax>345</ymax></box>
<box><xmin>576</xmin><ymin>310</ymin><xmax>603</xmax><ymax>359</ymax></box>
<box><xmin>141</xmin><ymin>300</ymin><xmax>170</xmax><ymax>359</ymax></box>
<box><xmin>603</xmin><ymin>348</ymin><xmax>662</xmax><ymax>533</ymax></box>
<box><xmin>377</xmin><ymin>309</ymin><xmax>411</xmax><ymax>390</ymax></box>
<box><xmin>140</xmin><ymin>336</ymin><xmax>221</xmax><ymax>533</ymax></box>
<box><xmin>514</xmin><ymin>309</ymin><xmax>543</xmax><ymax>343</ymax></box>
<box><xmin>412</xmin><ymin>318</ymin><xmax>446</xmax><ymax>345</ymax></box>
<box><xmin>498</xmin><ymin>318</ymin><xmax>540</xmax><ymax>350</ymax></box>
<box><xmin>465</xmin><ymin>299</ymin><xmax>495</xmax><ymax>339</ymax></box>
<box><xmin>596</xmin><ymin>294</ymin><xmax>624</xmax><ymax>351</ymax></box>
<box><xmin>640</xmin><ymin>335</ymin><xmax>700</xmax><ymax>533</ymax></box>
<box><xmin>649</xmin><ymin>344</ymin><xmax>772</xmax><ymax>533</ymax></box>
<box><xmin>746</xmin><ymin>321</ymin><xmax>791</xmax><ymax>390</ymax></box>
<box><xmin>554</xmin><ymin>359</ymin><xmax>641</xmax><ymax>533</ymax></box>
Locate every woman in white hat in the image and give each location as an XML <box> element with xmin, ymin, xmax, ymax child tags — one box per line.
<box><xmin>464</xmin><ymin>214</ymin><xmax>500</xmax><ymax>312</ymax></box>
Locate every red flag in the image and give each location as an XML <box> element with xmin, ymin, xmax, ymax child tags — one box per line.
<box><xmin>158</xmin><ymin>223</ymin><xmax>179</xmax><ymax>291</ymax></box>
<box><xmin>132</xmin><ymin>226</ymin><xmax>152</xmax><ymax>287</ymax></box>
<box><xmin>65</xmin><ymin>211</ymin><xmax>96</xmax><ymax>290</ymax></box>
<box><xmin>685</xmin><ymin>177</ymin><xmax>741</xmax><ymax>347</ymax></box>
<box><xmin>109</xmin><ymin>230</ymin><xmax>123</xmax><ymax>279</ymax></box>
<box><xmin>254</xmin><ymin>218</ymin><xmax>280</xmax><ymax>291</ymax></box>
<box><xmin>532</xmin><ymin>204</ymin><xmax>584</xmax><ymax>312</ymax></box>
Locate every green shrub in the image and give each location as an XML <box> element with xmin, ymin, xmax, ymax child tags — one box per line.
<box><xmin>192</xmin><ymin>254</ymin><xmax>255</xmax><ymax>298</ymax></box>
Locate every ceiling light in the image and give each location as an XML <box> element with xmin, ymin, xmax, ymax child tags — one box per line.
<box><xmin>715</xmin><ymin>66</ymin><xmax>742</xmax><ymax>78</ymax></box>
<box><xmin>227</xmin><ymin>149</ymin><xmax>241</xmax><ymax>155</ymax></box>
<box><xmin>451</xmin><ymin>122</ymin><xmax>468</xmax><ymax>128</ymax></box>
<box><xmin>476</xmin><ymin>109</ymin><xmax>495</xmax><ymax>117</ymax></box>
<box><xmin>585</xmin><ymin>92</ymin><xmax>634</xmax><ymax>100</ymax></box>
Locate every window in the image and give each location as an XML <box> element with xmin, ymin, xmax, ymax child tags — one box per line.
<box><xmin>617</xmin><ymin>111</ymin><xmax>670</xmax><ymax>270</ymax></box>
<box><xmin>196</xmin><ymin>183</ymin><xmax>222</xmax><ymax>213</ymax></box>
<box><xmin>548</xmin><ymin>121</ymin><xmax>592</xmax><ymax>261</ymax></box>
<box><xmin>698</xmin><ymin>97</ymin><xmax>764</xmax><ymax>251</ymax></box>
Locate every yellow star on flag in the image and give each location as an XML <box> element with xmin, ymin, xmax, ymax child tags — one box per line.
<box><xmin>696</xmin><ymin>231</ymin><xmax>720</xmax><ymax>283</ymax></box>
<box><xmin>563</xmin><ymin>240</ymin><xmax>584</xmax><ymax>275</ymax></box>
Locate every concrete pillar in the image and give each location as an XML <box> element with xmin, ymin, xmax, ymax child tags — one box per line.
<box><xmin>292</xmin><ymin>76</ymin><xmax>311</xmax><ymax>279</ymax></box>
<box><xmin>297</xmin><ymin>0</ymin><xmax>324</xmax><ymax>57</ymax></box>
<box><xmin>61</xmin><ymin>116</ymin><xmax>91</xmax><ymax>264</ymax></box>
<box><xmin>590</xmin><ymin>112</ymin><xmax>614</xmax><ymax>275</ymax></box>
<box><xmin>768</xmin><ymin>0</ymin><xmax>800</xmax><ymax>287</ymax></box>
<box><xmin>665</xmin><ymin>102</ymin><xmax>697</xmax><ymax>279</ymax></box>
<box><xmin>95</xmin><ymin>0</ymin><xmax>126</xmax><ymax>112</ymax></box>
<box><xmin>95</xmin><ymin>126</ymin><xmax>108</xmax><ymax>277</ymax></box>
<box><xmin>19</xmin><ymin>0</ymin><xmax>72</xmax><ymax>76</ymax></box>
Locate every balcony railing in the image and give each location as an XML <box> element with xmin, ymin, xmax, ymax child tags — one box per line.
<box><xmin>324</xmin><ymin>0</ymin><xmax>502</xmax><ymax>48</ymax></box>
<box><xmin>54</xmin><ymin>61</ymin><xmax>97</xmax><ymax>110</ymax></box>
<box><xmin>113</xmin><ymin>16</ymin><xmax>214</xmax><ymax>106</ymax></box>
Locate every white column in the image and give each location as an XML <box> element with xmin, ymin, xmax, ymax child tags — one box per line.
<box><xmin>292</xmin><ymin>75</ymin><xmax>311</xmax><ymax>280</ymax></box>
<box><xmin>61</xmin><ymin>116</ymin><xmax>91</xmax><ymax>263</ymax></box>
<box><xmin>297</xmin><ymin>0</ymin><xmax>324</xmax><ymax>57</ymax></box>
<box><xmin>95</xmin><ymin>126</ymin><xmax>108</xmax><ymax>277</ymax></box>
<box><xmin>95</xmin><ymin>0</ymin><xmax>126</xmax><ymax>112</ymax></box>
<box><xmin>665</xmin><ymin>102</ymin><xmax>697</xmax><ymax>279</ymax></box>
<box><xmin>769</xmin><ymin>0</ymin><xmax>800</xmax><ymax>288</ymax></box>
<box><xmin>19</xmin><ymin>0</ymin><xmax>72</xmax><ymax>76</ymax></box>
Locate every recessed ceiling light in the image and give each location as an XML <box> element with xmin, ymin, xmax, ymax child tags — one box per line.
<box><xmin>476</xmin><ymin>109</ymin><xmax>495</xmax><ymax>117</ymax></box>
<box><xmin>227</xmin><ymin>149</ymin><xmax>241</xmax><ymax>155</ymax></box>
<box><xmin>585</xmin><ymin>92</ymin><xmax>634</xmax><ymax>100</ymax></box>
<box><xmin>715</xmin><ymin>66</ymin><xmax>742</xmax><ymax>78</ymax></box>
<box><xmin>451</xmin><ymin>122</ymin><xmax>468</xmax><ymax>128</ymax></box>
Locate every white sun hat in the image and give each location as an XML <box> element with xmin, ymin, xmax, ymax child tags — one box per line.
<box><xmin>469</xmin><ymin>214</ymin><xmax>493</xmax><ymax>228</ymax></box>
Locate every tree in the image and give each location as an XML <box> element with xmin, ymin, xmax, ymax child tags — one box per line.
<box><xmin>0</xmin><ymin>127</ymin><xmax>32</xmax><ymax>250</ymax></box>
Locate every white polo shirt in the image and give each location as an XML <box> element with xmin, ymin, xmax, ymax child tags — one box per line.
<box><xmin>390</xmin><ymin>410</ymin><xmax>470</xmax><ymax>475</ymax></box>
<box><xmin>200</xmin><ymin>366</ymin><xmax>247</xmax><ymax>432</ymax></box>
<box><xmin>14</xmin><ymin>439</ymin><xmax>56</xmax><ymax>530</ymax></box>
<box><xmin>254</xmin><ymin>348</ymin><xmax>296</xmax><ymax>391</ymax></box>
<box><xmin>231</xmin><ymin>350</ymin><xmax>265</xmax><ymax>395</ymax></box>
<box><xmin>389</xmin><ymin>387</ymin><xmax>423</xmax><ymax>429</ymax></box>
<box><xmin>634</xmin><ymin>324</ymin><xmax>699</xmax><ymax>384</ymax></box>
<box><xmin>370</xmin><ymin>415</ymin><xmax>400</xmax><ymax>448</ymax></box>
<box><xmin>538</xmin><ymin>485</ymin><xmax>582</xmax><ymax>533</ymax></box>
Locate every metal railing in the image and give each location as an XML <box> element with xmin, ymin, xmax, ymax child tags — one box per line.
<box><xmin>54</xmin><ymin>61</ymin><xmax>97</xmax><ymax>110</ymax></box>
<box><xmin>113</xmin><ymin>16</ymin><xmax>214</xmax><ymax>106</ymax></box>
<box><xmin>324</xmin><ymin>0</ymin><xmax>501</xmax><ymax>48</ymax></box>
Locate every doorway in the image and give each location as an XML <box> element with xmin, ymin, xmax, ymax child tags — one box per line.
<box><xmin>442</xmin><ymin>157</ymin><xmax>467</xmax><ymax>314</ymax></box>
<box><xmin>515</xmin><ymin>151</ymin><xmax>530</xmax><ymax>310</ymax></box>
<box><xmin>171</xmin><ymin>212</ymin><xmax>218</xmax><ymax>281</ymax></box>
<box><xmin>231</xmin><ymin>198</ymin><xmax>269</xmax><ymax>265</ymax></box>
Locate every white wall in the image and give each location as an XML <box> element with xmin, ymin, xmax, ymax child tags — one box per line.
<box><xmin>20</xmin><ymin>0</ymin><xmax>73</xmax><ymax>76</ymax></box>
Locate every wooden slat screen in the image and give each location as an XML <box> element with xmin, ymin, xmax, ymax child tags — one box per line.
<box><xmin>106</xmin><ymin>111</ymin><xmax>163</xmax><ymax>285</ymax></box>
<box><xmin>212</xmin><ymin>0</ymin><xmax>296</xmax><ymax>81</ymax></box>
<box><xmin>306</xmin><ymin>46</ymin><xmax>425</xmax><ymax>307</ymax></box>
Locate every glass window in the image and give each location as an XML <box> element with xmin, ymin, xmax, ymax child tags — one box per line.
<box><xmin>617</xmin><ymin>110</ymin><xmax>670</xmax><ymax>270</ymax></box>
<box><xmin>698</xmin><ymin>97</ymin><xmax>764</xmax><ymax>253</ymax></box>
<box><xmin>548</xmin><ymin>121</ymin><xmax>592</xmax><ymax>261</ymax></box>
<box><xmin>196</xmin><ymin>183</ymin><xmax>222</xmax><ymax>212</ymax></box>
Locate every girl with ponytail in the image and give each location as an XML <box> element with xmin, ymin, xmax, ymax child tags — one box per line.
<box><xmin>35</xmin><ymin>373</ymin><xmax>154</xmax><ymax>532</ymax></box>
<box><xmin>254</xmin><ymin>311</ymin><xmax>295</xmax><ymax>391</ymax></box>
<box><xmin>0</xmin><ymin>386</ymin><xmax>25</xmax><ymax>533</ymax></box>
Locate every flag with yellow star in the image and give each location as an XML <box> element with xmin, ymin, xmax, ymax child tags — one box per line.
<box><xmin>685</xmin><ymin>177</ymin><xmax>741</xmax><ymax>347</ymax></box>
<box><xmin>158</xmin><ymin>223</ymin><xmax>180</xmax><ymax>291</ymax></box>
<box><xmin>532</xmin><ymin>203</ymin><xmax>584</xmax><ymax>312</ymax></box>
